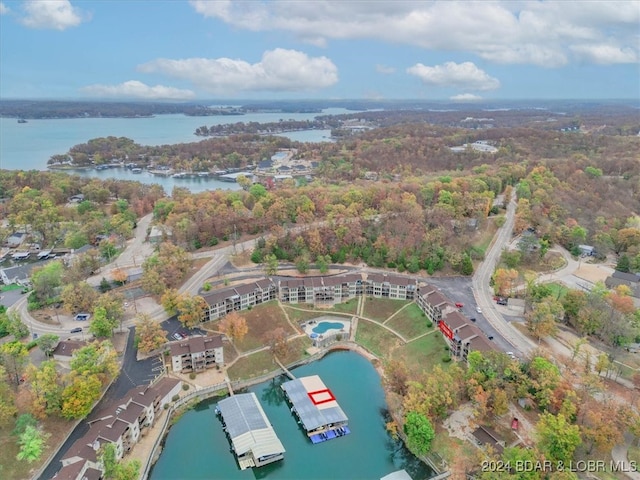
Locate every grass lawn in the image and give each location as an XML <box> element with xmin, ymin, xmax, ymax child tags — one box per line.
<box><xmin>362</xmin><ymin>297</ymin><xmax>410</xmax><ymax>322</ymax></box>
<box><xmin>392</xmin><ymin>332</ymin><xmax>450</xmax><ymax>376</ymax></box>
<box><xmin>385</xmin><ymin>303</ymin><xmax>434</xmax><ymax>340</ymax></box>
<box><xmin>227</xmin><ymin>336</ymin><xmax>313</xmax><ymax>381</ymax></box>
<box><xmin>328</xmin><ymin>298</ymin><xmax>358</xmax><ymax>315</ymax></box>
<box><xmin>227</xmin><ymin>350</ymin><xmax>276</xmax><ymax>381</ymax></box>
<box><xmin>281</xmin><ymin>304</ymin><xmax>352</xmax><ymax>324</ymax></box>
<box><xmin>207</xmin><ymin>301</ymin><xmax>296</xmax><ymax>353</ymax></box>
<box><xmin>472</xmin><ymin>217</ymin><xmax>499</xmax><ymax>257</ymax></box>
<box><xmin>544</xmin><ymin>282</ymin><xmax>569</xmax><ymax>300</ymax></box>
<box><xmin>354</xmin><ymin>319</ymin><xmax>402</xmax><ymax>359</ymax></box>
<box><xmin>1</xmin><ymin>283</ymin><xmax>22</xmax><ymax>292</ymax></box>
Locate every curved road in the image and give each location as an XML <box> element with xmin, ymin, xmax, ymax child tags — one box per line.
<box><xmin>472</xmin><ymin>196</ymin><xmax>537</xmax><ymax>358</ymax></box>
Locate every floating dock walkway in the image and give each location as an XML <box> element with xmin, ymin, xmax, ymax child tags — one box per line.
<box><xmin>281</xmin><ymin>375</ymin><xmax>350</xmax><ymax>444</ymax></box>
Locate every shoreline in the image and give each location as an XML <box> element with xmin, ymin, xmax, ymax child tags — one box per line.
<box><xmin>139</xmin><ymin>342</ymin><xmax>444</xmax><ymax>480</ymax></box>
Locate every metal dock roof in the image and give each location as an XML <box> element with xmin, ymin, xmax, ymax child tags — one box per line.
<box><xmin>217</xmin><ymin>393</ymin><xmax>285</xmax><ymax>461</ymax></box>
<box><xmin>281</xmin><ymin>375</ymin><xmax>348</xmax><ymax>432</ymax></box>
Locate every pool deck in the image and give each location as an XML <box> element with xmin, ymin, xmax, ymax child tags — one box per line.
<box><xmin>301</xmin><ymin>315</ymin><xmax>351</xmax><ymax>339</ymax></box>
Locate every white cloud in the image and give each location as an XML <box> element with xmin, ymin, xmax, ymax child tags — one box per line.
<box><xmin>190</xmin><ymin>1</ymin><xmax>640</xmax><ymax>67</ymax></box>
<box><xmin>0</xmin><ymin>2</ymin><xmax>9</xmax><ymax>15</ymax></box>
<box><xmin>138</xmin><ymin>48</ymin><xmax>338</xmax><ymax>94</ymax></box>
<box><xmin>81</xmin><ymin>81</ymin><xmax>196</xmax><ymax>100</ymax></box>
<box><xmin>407</xmin><ymin>61</ymin><xmax>500</xmax><ymax>91</ymax></box>
<box><xmin>570</xmin><ymin>44</ymin><xmax>638</xmax><ymax>64</ymax></box>
<box><xmin>450</xmin><ymin>93</ymin><xmax>483</xmax><ymax>102</ymax></box>
<box><xmin>20</xmin><ymin>0</ymin><xmax>85</xmax><ymax>30</ymax></box>
<box><xmin>375</xmin><ymin>64</ymin><xmax>395</xmax><ymax>74</ymax></box>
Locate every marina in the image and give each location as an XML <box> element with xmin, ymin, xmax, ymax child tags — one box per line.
<box><xmin>149</xmin><ymin>351</ymin><xmax>434</xmax><ymax>480</ymax></box>
<box><xmin>281</xmin><ymin>375</ymin><xmax>350</xmax><ymax>444</ymax></box>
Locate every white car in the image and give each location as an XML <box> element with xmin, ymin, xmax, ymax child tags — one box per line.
<box><xmin>476</xmin><ymin>306</ymin><xmax>482</xmax><ymax>313</ymax></box>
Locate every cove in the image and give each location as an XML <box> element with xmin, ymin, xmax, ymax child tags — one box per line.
<box><xmin>150</xmin><ymin>351</ymin><xmax>434</xmax><ymax>480</ymax></box>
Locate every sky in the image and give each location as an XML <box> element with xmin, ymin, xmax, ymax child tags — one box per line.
<box><xmin>0</xmin><ymin>0</ymin><xmax>639</xmax><ymax>102</ymax></box>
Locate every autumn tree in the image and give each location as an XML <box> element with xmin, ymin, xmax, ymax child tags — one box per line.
<box><xmin>536</xmin><ymin>413</ymin><xmax>581</xmax><ymax>464</ymax></box>
<box><xmin>6</xmin><ymin>310</ymin><xmax>29</xmax><ymax>339</ymax></box>
<box><xmin>219</xmin><ymin>311</ymin><xmax>248</xmax><ymax>344</ymax></box>
<box><xmin>264</xmin><ymin>328</ymin><xmax>291</xmax><ymax>358</ymax></box>
<box><xmin>111</xmin><ymin>268</ymin><xmax>128</xmax><ymax>285</ymax></box>
<box><xmin>61</xmin><ymin>281</ymin><xmax>99</xmax><ymax>314</ymax></box>
<box><xmin>25</xmin><ymin>360</ymin><xmax>63</xmax><ymax>417</ymax></box>
<box><xmin>0</xmin><ymin>365</ymin><xmax>18</xmax><ymax>424</ymax></box>
<box><xmin>142</xmin><ymin>242</ymin><xmax>192</xmax><ymax>292</ymax></box>
<box><xmin>94</xmin><ymin>291</ymin><xmax>125</xmax><ymax>331</ymax></box>
<box><xmin>161</xmin><ymin>288</ymin><xmax>180</xmax><ymax>316</ymax></box>
<box><xmin>61</xmin><ymin>372</ymin><xmax>103</xmax><ymax>419</ymax></box>
<box><xmin>30</xmin><ymin>260</ymin><xmax>64</xmax><ymax>305</ymax></box>
<box><xmin>0</xmin><ymin>340</ymin><xmax>29</xmax><ymax>386</ymax></box>
<box><xmin>89</xmin><ymin>306</ymin><xmax>118</xmax><ymax>338</ymax></box>
<box><xmin>383</xmin><ymin>359</ymin><xmax>410</xmax><ymax>397</ymax></box>
<box><xmin>176</xmin><ymin>293</ymin><xmax>208</xmax><ymax>329</ymax></box>
<box><xmin>492</xmin><ymin>268</ymin><xmax>519</xmax><ymax>297</ymax></box>
<box><xmin>35</xmin><ymin>334</ymin><xmax>59</xmax><ymax>357</ymax></box>
<box><xmin>136</xmin><ymin>314</ymin><xmax>168</xmax><ymax>354</ymax></box>
<box><xmin>264</xmin><ymin>253</ymin><xmax>279</xmax><ymax>276</ymax></box>
<box><xmin>526</xmin><ymin>297</ymin><xmax>563</xmax><ymax>342</ymax></box>
<box><xmin>70</xmin><ymin>341</ymin><xmax>119</xmax><ymax>380</ymax></box>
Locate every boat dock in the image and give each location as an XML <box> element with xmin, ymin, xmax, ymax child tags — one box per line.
<box><xmin>215</xmin><ymin>393</ymin><xmax>286</xmax><ymax>470</ymax></box>
<box><xmin>281</xmin><ymin>375</ymin><xmax>350</xmax><ymax>444</ymax></box>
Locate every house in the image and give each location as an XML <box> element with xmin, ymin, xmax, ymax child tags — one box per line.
<box><xmin>170</xmin><ymin>335</ymin><xmax>224</xmax><ymax>372</ymax></box>
<box><xmin>578</xmin><ymin>244</ymin><xmax>596</xmax><ymax>256</ymax></box>
<box><xmin>52</xmin><ymin>340</ymin><xmax>86</xmax><ymax>365</ymax></box>
<box><xmin>56</xmin><ymin>377</ymin><xmax>181</xmax><ymax>480</ymax></box>
<box><xmin>0</xmin><ymin>263</ymin><xmax>35</xmax><ymax>285</ymax></box>
<box><xmin>5</xmin><ymin>232</ymin><xmax>26</xmax><ymax>248</ymax></box>
<box><xmin>148</xmin><ymin>225</ymin><xmax>172</xmax><ymax>244</ymax></box>
<box><xmin>472</xmin><ymin>425</ymin><xmax>505</xmax><ymax>454</ymax></box>
<box><xmin>605</xmin><ymin>271</ymin><xmax>640</xmax><ymax>297</ymax></box>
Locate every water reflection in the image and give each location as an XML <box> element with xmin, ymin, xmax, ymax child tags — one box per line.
<box><xmin>260</xmin><ymin>376</ymin><xmax>287</xmax><ymax>407</ymax></box>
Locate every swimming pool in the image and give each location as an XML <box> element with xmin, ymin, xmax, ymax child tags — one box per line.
<box><xmin>312</xmin><ymin>321</ymin><xmax>344</xmax><ymax>334</ymax></box>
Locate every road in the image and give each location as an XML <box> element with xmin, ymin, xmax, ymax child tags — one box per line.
<box><xmin>472</xmin><ymin>196</ymin><xmax>537</xmax><ymax>358</ymax></box>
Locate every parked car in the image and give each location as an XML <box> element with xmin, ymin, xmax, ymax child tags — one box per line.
<box><xmin>455</xmin><ymin>302</ymin><xmax>464</xmax><ymax>308</ymax></box>
<box><xmin>470</xmin><ymin>317</ymin><xmax>476</xmax><ymax>322</ymax></box>
<box><xmin>476</xmin><ymin>306</ymin><xmax>482</xmax><ymax>313</ymax></box>
<box><xmin>173</xmin><ymin>332</ymin><xmax>184</xmax><ymax>341</ymax></box>
<box><xmin>70</xmin><ymin>327</ymin><xmax>83</xmax><ymax>334</ymax></box>
<box><xmin>74</xmin><ymin>313</ymin><xmax>90</xmax><ymax>321</ymax></box>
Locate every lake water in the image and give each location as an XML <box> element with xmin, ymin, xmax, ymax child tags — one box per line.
<box><xmin>150</xmin><ymin>351</ymin><xmax>434</xmax><ymax>480</ymax></box>
<box><xmin>0</xmin><ymin>109</ymin><xmax>345</xmax><ymax>192</ymax></box>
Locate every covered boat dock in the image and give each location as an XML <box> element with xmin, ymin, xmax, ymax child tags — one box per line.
<box><xmin>281</xmin><ymin>375</ymin><xmax>350</xmax><ymax>444</ymax></box>
<box><xmin>216</xmin><ymin>393</ymin><xmax>286</xmax><ymax>470</ymax></box>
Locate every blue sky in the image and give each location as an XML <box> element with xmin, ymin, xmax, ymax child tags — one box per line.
<box><xmin>1</xmin><ymin>0</ymin><xmax>639</xmax><ymax>101</ymax></box>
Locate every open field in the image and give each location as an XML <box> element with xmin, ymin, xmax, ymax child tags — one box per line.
<box><xmin>227</xmin><ymin>336</ymin><xmax>312</xmax><ymax>381</ymax></box>
<box><xmin>355</xmin><ymin>319</ymin><xmax>403</xmax><ymax>358</ymax></box>
<box><xmin>385</xmin><ymin>303</ymin><xmax>433</xmax><ymax>340</ymax></box>
<box><xmin>391</xmin><ymin>332</ymin><xmax>450</xmax><ymax>376</ymax></box>
<box><xmin>362</xmin><ymin>297</ymin><xmax>410</xmax><ymax>322</ymax></box>
<box><xmin>281</xmin><ymin>304</ymin><xmax>352</xmax><ymax>324</ymax></box>
<box><xmin>227</xmin><ymin>350</ymin><xmax>275</xmax><ymax>381</ymax></box>
<box><xmin>206</xmin><ymin>301</ymin><xmax>296</xmax><ymax>352</ymax></box>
